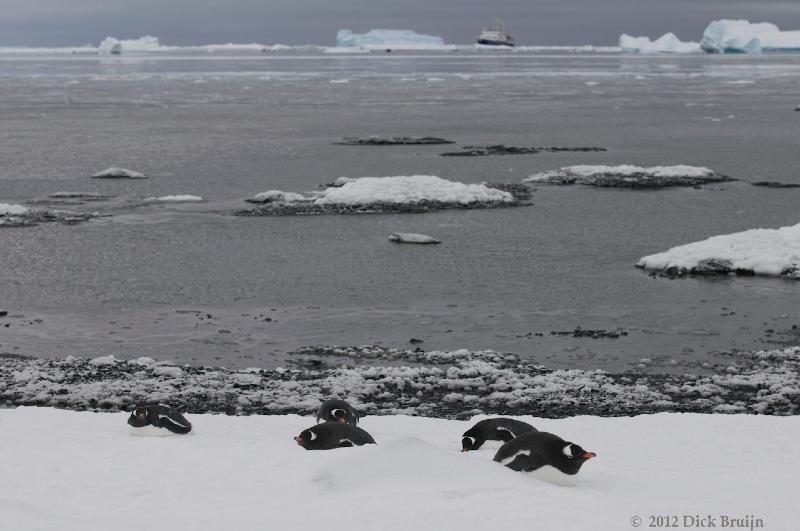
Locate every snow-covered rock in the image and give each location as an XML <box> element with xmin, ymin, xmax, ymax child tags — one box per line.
<box><xmin>0</xmin><ymin>407</ymin><xmax>797</xmax><ymax>530</ymax></box>
<box><xmin>525</xmin><ymin>165</ymin><xmax>731</xmax><ymax>188</ymax></box>
<box><xmin>700</xmin><ymin>19</ymin><xmax>800</xmax><ymax>53</ymax></box>
<box><xmin>637</xmin><ymin>222</ymin><xmax>800</xmax><ymax>279</ymax></box>
<box><xmin>0</xmin><ymin>203</ymin><xmax>29</xmax><ymax>216</ymax></box>
<box><xmin>98</xmin><ymin>36</ymin><xmax>161</xmax><ymax>55</ymax></box>
<box><xmin>247</xmin><ymin>190</ymin><xmax>313</xmax><ymax>204</ymax></box>
<box><xmin>91</xmin><ymin>167</ymin><xmax>146</xmax><ymax>179</ymax></box>
<box><xmin>389</xmin><ymin>233</ymin><xmax>442</xmax><ymax>244</ymax></box>
<box><xmin>336</xmin><ymin>29</ymin><xmax>446</xmax><ymax>49</ymax></box>
<box><xmin>619</xmin><ymin>33</ymin><xmax>701</xmax><ymax>54</ymax></box>
<box><xmin>148</xmin><ymin>195</ymin><xmax>204</xmax><ymax>202</ymax></box>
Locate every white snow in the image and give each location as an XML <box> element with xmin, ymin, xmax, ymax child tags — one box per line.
<box><xmin>148</xmin><ymin>195</ymin><xmax>204</xmax><ymax>202</ymax></box>
<box><xmin>0</xmin><ymin>408</ymin><xmax>795</xmax><ymax>531</ymax></box>
<box><xmin>701</xmin><ymin>19</ymin><xmax>800</xmax><ymax>53</ymax></box>
<box><xmin>91</xmin><ymin>167</ymin><xmax>146</xmax><ymax>179</ymax></box>
<box><xmin>314</xmin><ymin>176</ymin><xmax>513</xmax><ymax>205</ymax></box>
<box><xmin>525</xmin><ymin>165</ymin><xmax>715</xmax><ymax>182</ymax></box>
<box><xmin>0</xmin><ymin>203</ymin><xmax>29</xmax><ymax>215</ymax></box>
<box><xmin>249</xmin><ymin>190</ymin><xmax>312</xmax><ymax>204</ymax></box>
<box><xmin>336</xmin><ymin>29</ymin><xmax>446</xmax><ymax>49</ymax></box>
<box><xmin>98</xmin><ymin>35</ymin><xmax>162</xmax><ymax>55</ymax></box>
<box><xmin>619</xmin><ymin>33</ymin><xmax>701</xmax><ymax>54</ymax></box>
<box><xmin>638</xmin><ymin>222</ymin><xmax>800</xmax><ymax>278</ymax></box>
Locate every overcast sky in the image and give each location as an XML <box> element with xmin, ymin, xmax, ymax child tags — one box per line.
<box><xmin>2</xmin><ymin>0</ymin><xmax>800</xmax><ymax>47</ymax></box>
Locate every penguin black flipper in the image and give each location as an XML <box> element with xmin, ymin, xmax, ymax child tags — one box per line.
<box><xmin>157</xmin><ymin>413</ymin><xmax>192</xmax><ymax>434</ymax></box>
<box><xmin>495</xmin><ymin>427</ymin><xmax>517</xmax><ymax>442</ymax></box>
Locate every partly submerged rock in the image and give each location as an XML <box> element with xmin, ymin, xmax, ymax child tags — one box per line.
<box><xmin>526</xmin><ymin>165</ymin><xmax>733</xmax><ymax>188</ymax></box>
<box><xmin>28</xmin><ymin>192</ymin><xmax>116</xmax><ymax>206</ymax></box>
<box><xmin>389</xmin><ymin>233</ymin><xmax>441</xmax><ymax>244</ymax></box>
<box><xmin>0</xmin><ymin>207</ymin><xmax>98</xmax><ymax>228</ymax></box>
<box><xmin>91</xmin><ymin>167</ymin><xmax>147</xmax><ymax>179</ymax></box>
<box><xmin>752</xmin><ymin>181</ymin><xmax>800</xmax><ymax>189</ymax></box>
<box><xmin>440</xmin><ymin>145</ymin><xmax>607</xmax><ymax>157</ymax></box>
<box><xmin>335</xmin><ymin>136</ymin><xmax>454</xmax><ymax>145</ymax></box>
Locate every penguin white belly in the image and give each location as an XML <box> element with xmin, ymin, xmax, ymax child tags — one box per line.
<box><xmin>478</xmin><ymin>439</ymin><xmax>506</xmax><ymax>451</ymax></box>
<box><xmin>128</xmin><ymin>425</ymin><xmax>177</xmax><ymax>437</ymax></box>
<box><xmin>523</xmin><ymin>465</ymin><xmax>578</xmax><ymax>487</ymax></box>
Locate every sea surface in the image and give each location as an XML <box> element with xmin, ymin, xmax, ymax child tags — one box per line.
<box><xmin>0</xmin><ymin>50</ymin><xmax>798</xmax><ymax>371</ymax></box>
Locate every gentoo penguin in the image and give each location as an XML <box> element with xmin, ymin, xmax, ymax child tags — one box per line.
<box><xmin>127</xmin><ymin>405</ymin><xmax>192</xmax><ymax>436</ymax></box>
<box><xmin>316</xmin><ymin>399</ymin><xmax>360</xmax><ymax>426</ymax></box>
<box><xmin>295</xmin><ymin>422</ymin><xmax>376</xmax><ymax>450</ymax></box>
<box><xmin>461</xmin><ymin>418</ymin><xmax>537</xmax><ymax>451</ymax></box>
<box><xmin>493</xmin><ymin>431</ymin><xmax>596</xmax><ymax>486</ymax></box>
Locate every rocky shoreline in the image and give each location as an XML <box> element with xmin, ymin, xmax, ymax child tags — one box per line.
<box><xmin>2</xmin><ymin>345</ymin><xmax>798</xmax><ymax>418</ymax></box>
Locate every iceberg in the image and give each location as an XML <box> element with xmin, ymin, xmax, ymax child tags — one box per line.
<box><xmin>618</xmin><ymin>33</ymin><xmax>700</xmax><ymax>54</ymax></box>
<box><xmin>98</xmin><ymin>35</ymin><xmax>162</xmax><ymax>55</ymax></box>
<box><xmin>700</xmin><ymin>19</ymin><xmax>800</xmax><ymax>53</ymax></box>
<box><xmin>336</xmin><ymin>29</ymin><xmax>446</xmax><ymax>49</ymax></box>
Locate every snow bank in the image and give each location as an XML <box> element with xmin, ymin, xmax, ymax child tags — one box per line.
<box><xmin>619</xmin><ymin>33</ymin><xmax>700</xmax><ymax>54</ymax></box>
<box><xmin>98</xmin><ymin>35</ymin><xmax>162</xmax><ymax>55</ymax></box>
<box><xmin>336</xmin><ymin>29</ymin><xmax>446</xmax><ymax>49</ymax></box>
<box><xmin>701</xmin><ymin>19</ymin><xmax>800</xmax><ymax>53</ymax></box>
<box><xmin>0</xmin><ymin>407</ymin><xmax>795</xmax><ymax>531</ymax></box>
<box><xmin>0</xmin><ymin>203</ymin><xmax>29</xmax><ymax>215</ymax></box>
<box><xmin>525</xmin><ymin>165</ymin><xmax>730</xmax><ymax>188</ymax></box>
<box><xmin>638</xmin><ymin>222</ymin><xmax>800</xmax><ymax>279</ymax></box>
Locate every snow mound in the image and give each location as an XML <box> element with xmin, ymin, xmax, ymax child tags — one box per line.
<box><xmin>637</xmin><ymin>222</ymin><xmax>800</xmax><ymax>279</ymax></box>
<box><xmin>98</xmin><ymin>36</ymin><xmax>161</xmax><ymax>55</ymax></box>
<box><xmin>0</xmin><ymin>203</ymin><xmax>29</xmax><ymax>216</ymax></box>
<box><xmin>0</xmin><ymin>408</ymin><xmax>796</xmax><ymax>530</ymax></box>
<box><xmin>91</xmin><ymin>167</ymin><xmax>146</xmax><ymax>179</ymax></box>
<box><xmin>619</xmin><ymin>33</ymin><xmax>700</xmax><ymax>54</ymax></box>
<box><xmin>336</xmin><ymin>29</ymin><xmax>446</xmax><ymax>49</ymax></box>
<box><xmin>315</xmin><ymin>176</ymin><xmax>512</xmax><ymax>205</ymax></box>
<box><xmin>700</xmin><ymin>19</ymin><xmax>800</xmax><ymax>53</ymax></box>
<box><xmin>524</xmin><ymin>165</ymin><xmax>731</xmax><ymax>188</ymax></box>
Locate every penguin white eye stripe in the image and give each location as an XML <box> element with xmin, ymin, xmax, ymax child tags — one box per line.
<box><xmin>332</xmin><ymin>409</ymin><xmax>346</xmax><ymax>417</ymax></box>
<box><xmin>309</xmin><ymin>431</ymin><xmax>318</xmax><ymax>441</ymax></box>
<box><xmin>463</xmin><ymin>436</ymin><xmax>476</xmax><ymax>445</ymax></box>
<box><xmin>562</xmin><ymin>444</ymin><xmax>573</xmax><ymax>458</ymax></box>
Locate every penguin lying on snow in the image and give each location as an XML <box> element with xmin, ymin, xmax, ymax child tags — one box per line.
<box><xmin>316</xmin><ymin>399</ymin><xmax>360</xmax><ymax>426</ymax></box>
<box><xmin>127</xmin><ymin>405</ymin><xmax>192</xmax><ymax>436</ymax></box>
<box><xmin>493</xmin><ymin>431</ymin><xmax>595</xmax><ymax>485</ymax></box>
<box><xmin>295</xmin><ymin>422</ymin><xmax>376</xmax><ymax>450</ymax></box>
<box><xmin>461</xmin><ymin>418</ymin><xmax>537</xmax><ymax>451</ymax></box>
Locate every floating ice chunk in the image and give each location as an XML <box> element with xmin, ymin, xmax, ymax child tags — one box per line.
<box><xmin>148</xmin><ymin>195</ymin><xmax>204</xmax><ymax>202</ymax></box>
<box><xmin>98</xmin><ymin>35</ymin><xmax>161</xmax><ymax>55</ymax></box>
<box><xmin>700</xmin><ymin>19</ymin><xmax>800</xmax><ymax>53</ymax></box>
<box><xmin>91</xmin><ymin>167</ymin><xmax>146</xmax><ymax>179</ymax></box>
<box><xmin>619</xmin><ymin>33</ymin><xmax>701</xmax><ymax>54</ymax></box>
<box><xmin>336</xmin><ymin>29</ymin><xmax>446</xmax><ymax>49</ymax></box>
<box><xmin>314</xmin><ymin>176</ymin><xmax>514</xmax><ymax>205</ymax></box>
<box><xmin>248</xmin><ymin>190</ymin><xmax>312</xmax><ymax>204</ymax></box>
<box><xmin>0</xmin><ymin>203</ymin><xmax>29</xmax><ymax>216</ymax></box>
<box><xmin>389</xmin><ymin>233</ymin><xmax>442</xmax><ymax>244</ymax></box>
<box><xmin>637</xmin><ymin>222</ymin><xmax>800</xmax><ymax>279</ymax></box>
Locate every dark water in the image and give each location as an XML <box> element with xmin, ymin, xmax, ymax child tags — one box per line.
<box><xmin>0</xmin><ymin>51</ymin><xmax>798</xmax><ymax>370</ymax></box>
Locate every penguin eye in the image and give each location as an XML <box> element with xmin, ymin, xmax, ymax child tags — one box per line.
<box><xmin>562</xmin><ymin>444</ymin><xmax>573</xmax><ymax>458</ymax></box>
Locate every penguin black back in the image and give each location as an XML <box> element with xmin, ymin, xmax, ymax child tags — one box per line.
<box><xmin>316</xmin><ymin>399</ymin><xmax>360</xmax><ymax>426</ymax></box>
<box><xmin>462</xmin><ymin>418</ymin><xmax>537</xmax><ymax>451</ymax></box>
<box><xmin>295</xmin><ymin>422</ymin><xmax>376</xmax><ymax>450</ymax></box>
<box><xmin>127</xmin><ymin>405</ymin><xmax>192</xmax><ymax>434</ymax></box>
<box><xmin>493</xmin><ymin>431</ymin><xmax>596</xmax><ymax>476</ymax></box>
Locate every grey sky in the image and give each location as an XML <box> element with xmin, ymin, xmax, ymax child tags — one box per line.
<box><xmin>2</xmin><ymin>0</ymin><xmax>800</xmax><ymax>47</ymax></box>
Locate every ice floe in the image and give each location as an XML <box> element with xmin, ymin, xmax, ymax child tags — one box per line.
<box><xmin>91</xmin><ymin>167</ymin><xmax>147</xmax><ymax>179</ymax></box>
<box><xmin>147</xmin><ymin>195</ymin><xmax>204</xmax><ymax>202</ymax></box>
<box><xmin>98</xmin><ymin>35</ymin><xmax>162</xmax><ymax>55</ymax></box>
<box><xmin>637</xmin><ymin>222</ymin><xmax>800</xmax><ymax>279</ymax></box>
<box><xmin>336</xmin><ymin>29</ymin><xmax>447</xmax><ymax>49</ymax></box>
<box><xmin>701</xmin><ymin>19</ymin><xmax>800</xmax><ymax>53</ymax></box>
<box><xmin>388</xmin><ymin>232</ymin><xmax>441</xmax><ymax>244</ymax></box>
<box><xmin>524</xmin><ymin>165</ymin><xmax>732</xmax><ymax>188</ymax></box>
<box><xmin>618</xmin><ymin>33</ymin><xmax>701</xmax><ymax>54</ymax></box>
<box><xmin>240</xmin><ymin>176</ymin><xmax>524</xmax><ymax>216</ymax></box>
<box><xmin>0</xmin><ymin>203</ymin><xmax>29</xmax><ymax>216</ymax></box>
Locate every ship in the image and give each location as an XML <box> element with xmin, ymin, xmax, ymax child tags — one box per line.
<box><xmin>477</xmin><ymin>20</ymin><xmax>514</xmax><ymax>47</ymax></box>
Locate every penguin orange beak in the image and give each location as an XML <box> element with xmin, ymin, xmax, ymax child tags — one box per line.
<box><xmin>583</xmin><ymin>452</ymin><xmax>597</xmax><ymax>459</ymax></box>
<box><xmin>461</xmin><ymin>448</ymin><xmax>469</xmax><ymax>453</ymax></box>
<box><xmin>294</xmin><ymin>436</ymin><xmax>304</xmax><ymax>444</ymax></box>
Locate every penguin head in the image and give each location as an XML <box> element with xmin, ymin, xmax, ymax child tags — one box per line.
<box><xmin>331</xmin><ymin>409</ymin><xmax>348</xmax><ymax>423</ymax></box>
<box><xmin>557</xmin><ymin>442</ymin><xmax>597</xmax><ymax>474</ymax></box>
<box><xmin>461</xmin><ymin>428</ymin><xmax>483</xmax><ymax>452</ymax></box>
<box><xmin>294</xmin><ymin>427</ymin><xmax>322</xmax><ymax>450</ymax></box>
<box><xmin>127</xmin><ymin>408</ymin><xmax>150</xmax><ymax>428</ymax></box>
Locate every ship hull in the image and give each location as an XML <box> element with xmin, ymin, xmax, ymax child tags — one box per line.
<box><xmin>477</xmin><ymin>39</ymin><xmax>514</xmax><ymax>47</ymax></box>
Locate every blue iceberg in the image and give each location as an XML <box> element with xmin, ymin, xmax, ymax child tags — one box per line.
<box><xmin>336</xmin><ymin>29</ymin><xmax>446</xmax><ymax>49</ymax></box>
<box><xmin>700</xmin><ymin>19</ymin><xmax>800</xmax><ymax>53</ymax></box>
